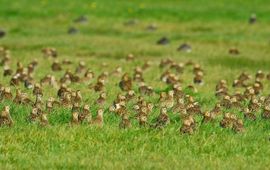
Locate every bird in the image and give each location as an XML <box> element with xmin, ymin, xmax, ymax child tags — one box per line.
<box><xmin>173</xmin><ymin>85</ymin><xmax>184</xmax><ymax>99</ymax></box>
<box><xmin>126</xmin><ymin>54</ymin><xmax>135</xmax><ymax>61</ymax></box>
<box><xmin>24</xmin><ymin>79</ymin><xmax>34</xmax><ymax>89</ymax></box>
<box><xmin>0</xmin><ymin>29</ymin><xmax>6</xmax><ymax>38</ymax></box>
<box><xmin>146</xmin><ymin>23</ymin><xmax>157</xmax><ymax>31</ymax></box>
<box><xmin>3</xmin><ymin>65</ymin><xmax>13</xmax><ymax>76</ymax></box>
<box><xmin>0</xmin><ymin>106</ymin><xmax>13</xmax><ymax>127</ymax></box>
<box><xmin>157</xmin><ymin>37</ymin><xmax>169</xmax><ymax>45</ymax></box>
<box><xmin>96</xmin><ymin>92</ymin><xmax>106</xmax><ymax>105</ymax></box>
<box><xmin>33</xmin><ymin>83</ymin><xmax>43</xmax><ymax>96</ymax></box>
<box><xmin>152</xmin><ymin>107</ymin><xmax>170</xmax><ymax>129</ymax></box>
<box><xmin>61</xmin><ymin>93</ymin><xmax>72</xmax><ymax>108</ymax></box>
<box><xmin>249</xmin><ymin>13</ymin><xmax>257</xmax><ymax>24</ymax></box>
<box><xmin>255</xmin><ymin>70</ymin><xmax>265</xmax><ymax>80</ymax></box>
<box><xmin>60</xmin><ymin>74</ymin><xmax>71</xmax><ymax>85</ymax></box>
<box><xmin>72</xmin><ymin>102</ymin><xmax>80</xmax><ymax>112</ymax></box>
<box><xmin>42</xmin><ymin>48</ymin><xmax>57</xmax><ymax>58</ymax></box>
<box><xmin>138</xmin><ymin>113</ymin><xmax>148</xmax><ymax>127</ymax></box>
<box><xmin>70</xmin><ymin>73</ymin><xmax>81</xmax><ymax>83</ymax></box>
<box><xmin>138</xmin><ymin>83</ymin><xmax>153</xmax><ymax>96</ymax></box>
<box><xmin>0</xmin><ymin>53</ymin><xmax>11</xmax><ymax>66</ymax></box>
<box><xmin>243</xmin><ymin>108</ymin><xmax>256</xmax><ymax>121</ymax></box>
<box><xmin>243</xmin><ymin>86</ymin><xmax>255</xmax><ymax>100</ymax></box>
<box><xmin>253</xmin><ymin>82</ymin><xmax>263</xmax><ymax>95</ymax></box>
<box><xmin>91</xmin><ymin>109</ymin><xmax>104</xmax><ymax>127</ymax></box>
<box><xmin>230</xmin><ymin>96</ymin><xmax>241</xmax><ymax>109</ymax></box>
<box><xmin>160</xmin><ymin>90</ymin><xmax>174</xmax><ymax>109</ymax></box>
<box><xmin>193</xmin><ymin>71</ymin><xmax>204</xmax><ymax>85</ymax></box>
<box><xmin>57</xmin><ymin>84</ymin><xmax>68</xmax><ymax>98</ymax></box>
<box><xmin>75</xmin><ymin>61</ymin><xmax>86</xmax><ymax>74</ymax></box>
<box><xmin>177</xmin><ymin>43</ymin><xmax>192</xmax><ymax>52</ymax></box>
<box><xmin>248</xmin><ymin>98</ymin><xmax>261</xmax><ymax>112</ymax></box>
<box><xmin>262</xmin><ymin>105</ymin><xmax>270</xmax><ymax>119</ymax></box>
<box><xmin>119</xmin><ymin>73</ymin><xmax>132</xmax><ymax>91</ymax></box>
<box><xmin>51</xmin><ymin>60</ymin><xmax>62</xmax><ymax>71</ymax></box>
<box><xmin>133</xmin><ymin>67</ymin><xmax>144</xmax><ymax>82</ymax></box>
<box><xmin>79</xmin><ymin>104</ymin><xmax>91</xmax><ymax>123</ymax></box>
<box><xmin>10</xmin><ymin>75</ymin><xmax>20</xmax><ymax>86</ymax></box>
<box><xmin>40</xmin><ymin>74</ymin><xmax>56</xmax><ymax>86</ymax></box>
<box><xmin>172</xmin><ymin>98</ymin><xmax>185</xmax><ymax>113</ymax></box>
<box><xmin>28</xmin><ymin>107</ymin><xmax>40</xmax><ymax>122</ymax></box>
<box><xmin>229</xmin><ymin>48</ymin><xmax>239</xmax><ymax>55</ymax></box>
<box><xmin>220</xmin><ymin>79</ymin><xmax>230</xmax><ymax>91</ymax></box>
<box><xmin>232</xmin><ymin>119</ymin><xmax>244</xmax><ymax>133</ymax></box>
<box><xmin>1</xmin><ymin>87</ymin><xmax>13</xmax><ymax>100</ymax></box>
<box><xmin>159</xmin><ymin>58</ymin><xmax>173</xmax><ymax>68</ymax></box>
<box><xmin>216</xmin><ymin>80</ymin><xmax>228</xmax><ymax>92</ymax></box>
<box><xmin>180</xmin><ymin>119</ymin><xmax>193</xmax><ymax>134</ymax></box>
<box><xmin>119</xmin><ymin>114</ymin><xmax>132</xmax><ymax>129</ymax></box>
<box><xmin>267</xmin><ymin>73</ymin><xmax>270</xmax><ymax>81</ymax></box>
<box><xmin>142</xmin><ymin>60</ymin><xmax>152</xmax><ymax>70</ymax></box>
<box><xmin>220</xmin><ymin>113</ymin><xmax>233</xmax><ymax>128</ymax></box>
<box><xmin>73</xmin><ymin>90</ymin><xmax>82</xmax><ymax>104</ymax></box>
<box><xmin>180</xmin><ymin>116</ymin><xmax>195</xmax><ymax>135</ymax></box>
<box><xmin>71</xmin><ymin>111</ymin><xmax>80</xmax><ymax>125</ymax></box>
<box><xmin>93</xmin><ymin>79</ymin><xmax>105</xmax><ymax>92</ymax></box>
<box><xmin>210</xmin><ymin>103</ymin><xmax>222</xmax><ymax>116</ymax></box>
<box><xmin>13</xmin><ymin>89</ymin><xmax>32</xmax><ymax>105</ymax></box>
<box><xmin>232</xmin><ymin>79</ymin><xmax>243</xmax><ymax>87</ymax></box>
<box><xmin>39</xmin><ymin>112</ymin><xmax>49</xmax><ymax>127</ymax></box>
<box><xmin>111</xmin><ymin>66</ymin><xmax>122</xmax><ymax>77</ymax></box>
<box><xmin>125</xmin><ymin>90</ymin><xmax>136</xmax><ymax>101</ymax></box>
<box><xmin>221</xmin><ymin>95</ymin><xmax>232</xmax><ymax>109</ymax></box>
<box><xmin>73</xmin><ymin>15</ymin><xmax>88</xmax><ymax>23</ymax></box>
<box><xmin>123</xmin><ymin>19</ymin><xmax>138</xmax><ymax>26</ymax></box>
<box><xmin>202</xmin><ymin>111</ymin><xmax>214</xmax><ymax>123</ymax></box>
<box><xmin>83</xmin><ymin>69</ymin><xmax>95</xmax><ymax>81</ymax></box>
<box><xmin>68</xmin><ymin>27</ymin><xmax>79</xmax><ymax>35</ymax></box>
<box><xmin>46</xmin><ymin>97</ymin><xmax>59</xmax><ymax>112</ymax></box>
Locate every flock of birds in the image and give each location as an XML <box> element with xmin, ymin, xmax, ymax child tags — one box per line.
<box><xmin>0</xmin><ymin>13</ymin><xmax>268</xmax><ymax>135</ymax></box>
<box><xmin>0</xmin><ymin>43</ymin><xmax>269</xmax><ymax>135</ymax></box>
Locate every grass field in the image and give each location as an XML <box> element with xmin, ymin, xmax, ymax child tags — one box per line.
<box><xmin>1</xmin><ymin>0</ymin><xmax>270</xmax><ymax>169</ymax></box>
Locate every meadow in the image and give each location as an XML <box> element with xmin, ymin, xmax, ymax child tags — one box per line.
<box><xmin>0</xmin><ymin>0</ymin><xmax>270</xmax><ymax>169</ymax></box>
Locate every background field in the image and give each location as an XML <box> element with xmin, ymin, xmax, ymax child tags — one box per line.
<box><xmin>0</xmin><ymin>0</ymin><xmax>270</xmax><ymax>169</ymax></box>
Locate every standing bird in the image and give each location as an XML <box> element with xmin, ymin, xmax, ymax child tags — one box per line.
<box><xmin>79</xmin><ymin>104</ymin><xmax>91</xmax><ymax>123</ymax></box>
<box><xmin>42</xmin><ymin>47</ymin><xmax>57</xmax><ymax>58</ymax></box>
<box><xmin>202</xmin><ymin>111</ymin><xmax>214</xmax><ymax>123</ymax></box>
<box><xmin>0</xmin><ymin>106</ymin><xmax>13</xmax><ymax>127</ymax></box>
<box><xmin>96</xmin><ymin>92</ymin><xmax>107</xmax><ymax>105</ymax></box>
<box><xmin>91</xmin><ymin>109</ymin><xmax>104</xmax><ymax>127</ymax></box>
<box><xmin>0</xmin><ymin>29</ymin><xmax>6</xmax><ymax>38</ymax></box>
<box><xmin>262</xmin><ymin>105</ymin><xmax>270</xmax><ymax>119</ymax></box>
<box><xmin>119</xmin><ymin>114</ymin><xmax>132</xmax><ymax>129</ymax></box>
<box><xmin>180</xmin><ymin>116</ymin><xmax>195</xmax><ymax>135</ymax></box>
<box><xmin>39</xmin><ymin>112</ymin><xmax>49</xmax><ymax>127</ymax></box>
<box><xmin>249</xmin><ymin>13</ymin><xmax>257</xmax><ymax>24</ymax></box>
<box><xmin>119</xmin><ymin>73</ymin><xmax>132</xmax><ymax>91</ymax></box>
<box><xmin>160</xmin><ymin>90</ymin><xmax>174</xmax><ymax>109</ymax></box>
<box><xmin>152</xmin><ymin>107</ymin><xmax>170</xmax><ymax>129</ymax></box>
<box><xmin>28</xmin><ymin>107</ymin><xmax>40</xmax><ymax>122</ymax></box>
<box><xmin>243</xmin><ymin>108</ymin><xmax>257</xmax><ymax>121</ymax></box>
<box><xmin>232</xmin><ymin>119</ymin><xmax>244</xmax><ymax>133</ymax></box>
<box><xmin>71</xmin><ymin>111</ymin><xmax>80</xmax><ymax>125</ymax></box>
<box><xmin>220</xmin><ymin>113</ymin><xmax>232</xmax><ymax>128</ymax></box>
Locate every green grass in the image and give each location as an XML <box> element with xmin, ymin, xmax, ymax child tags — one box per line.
<box><xmin>1</xmin><ymin>0</ymin><xmax>270</xmax><ymax>169</ymax></box>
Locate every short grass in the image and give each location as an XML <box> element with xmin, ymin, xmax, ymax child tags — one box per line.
<box><xmin>0</xmin><ymin>0</ymin><xmax>270</xmax><ymax>169</ymax></box>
